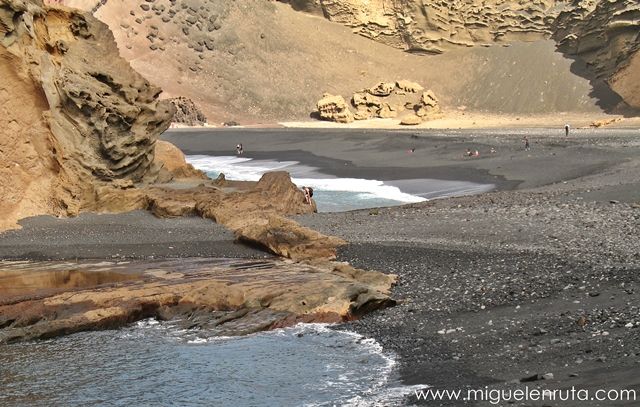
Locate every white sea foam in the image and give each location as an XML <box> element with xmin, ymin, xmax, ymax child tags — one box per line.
<box><xmin>288</xmin><ymin>324</ymin><xmax>430</xmax><ymax>407</ymax></box>
<box><xmin>186</xmin><ymin>155</ymin><xmax>426</xmax><ymax>205</ymax></box>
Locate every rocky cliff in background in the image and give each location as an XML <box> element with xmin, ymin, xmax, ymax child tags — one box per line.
<box><xmin>284</xmin><ymin>0</ymin><xmax>559</xmax><ymax>53</ymax></box>
<box><xmin>553</xmin><ymin>0</ymin><xmax>640</xmax><ymax>110</ymax></box>
<box><xmin>51</xmin><ymin>0</ymin><xmax>615</xmax><ymax>123</ymax></box>
<box><xmin>281</xmin><ymin>0</ymin><xmax>640</xmax><ymax>111</ymax></box>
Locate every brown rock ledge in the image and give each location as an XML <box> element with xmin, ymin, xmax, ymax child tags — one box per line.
<box><xmin>0</xmin><ymin>258</ymin><xmax>396</xmax><ymax>343</ymax></box>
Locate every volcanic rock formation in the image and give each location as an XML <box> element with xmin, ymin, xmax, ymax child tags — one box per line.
<box><xmin>553</xmin><ymin>0</ymin><xmax>640</xmax><ymax>110</ymax></box>
<box><xmin>0</xmin><ymin>0</ymin><xmax>342</xmax><ymax>261</ymax></box>
<box><xmin>155</xmin><ymin>140</ymin><xmax>207</xmax><ymax>180</ymax></box>
<box><xmin>285</xmin><ymin>0</ymin><xmax>640</xmax><ymax>112</ymax></box>
<box><xmin>43</xmin><ymin>0</ymin><xmax>609</xmax><ymax>123</ymax></box>
<box><xmin>317</xmin><ymin>94</ymin><xmax>355</xmax><ymax>123</ymax></box>
<box><xmin>168</xmin><ymin>96</ymin><xmax>208</xmax><ymax>126</ymax></box>
<box><xmin>317</xmin><ymin>80</ymin><xmax>440</xmax><ymax>124</ymax></box>
<box><xmin>0</xmin><ymin>258</ymin><xmax>396</xmax><ymax>343</ymax></box>
<box><xmin>0</xmin><ymin>0</ymin><xmax>397</xmax><ymax>342</ymax></box>
<box><xmin>0</xmin><ymin>0</ymin><xmax>174</xmax><ymax>230</ymax></box>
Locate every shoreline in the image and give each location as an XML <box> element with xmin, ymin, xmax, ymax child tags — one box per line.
<box><xmin>2</xmin><ymin>128</ymin><xmax>640</xmax><ymax>405</ymax></box>
<box><xmin>163</xmin><ymin>128</ymin><xmax>638</xmax><ymax>192</ymax></box>
<box><xmin>169</xmin><ymin>111</ymin><xmax>640</xmax><ymax>131</ymax></box>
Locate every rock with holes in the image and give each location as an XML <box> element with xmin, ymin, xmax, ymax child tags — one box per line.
<box><xmin>0</xmin><ymin>0</ymin><xmax>174</xmax><ymax>230</ymax></box>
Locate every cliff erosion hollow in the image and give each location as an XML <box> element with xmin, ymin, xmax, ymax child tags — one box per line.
<box><xmin>0</xmin><ymin>0</ymin><xmax>396</xmax><ymax>342</ymax></box>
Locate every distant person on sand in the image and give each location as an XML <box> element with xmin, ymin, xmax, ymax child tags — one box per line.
<box><xmin>236</xmin><ymin>143</ymin><xmax>244</xmax><ymax>155</ymax></box>
<box><xmin>490</xmin><ymin>147</ymin><xmax>497</xmax><ymax>154</ymax></box>
<box><xmin>565</xmin><ymin>124</ymin><xmax>570</xmax><ymax>137</ymax></box>
<box><xmin>302</xmin><ymin>186</ymin><xmax>314</xmax><ymax>205</ymax></box>
<box><xmin>523</xmin><ymin>136</ymin><xmax>530</xmax><ymax>151</ymax></box>
<box><xmin>407</xmin><ymin>147</ymin><xmax>416</xmax><ymax>154</ymax></box>
<box><xmin>464</xmin><ymin>148</ymin><xmax>473</xmax><ymax>157</ymax></box>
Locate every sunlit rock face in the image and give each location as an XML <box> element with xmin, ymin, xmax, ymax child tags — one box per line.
<box><xmin>0</xmin><ymin>0</ymin><xmax>173</xmax><ymax>229</ymax></box>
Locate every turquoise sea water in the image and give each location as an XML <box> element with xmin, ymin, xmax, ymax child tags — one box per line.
<box><xmin>186</xmin><ymin>155</ymin><xmax>493</xmax><ymax>212</ymax></box>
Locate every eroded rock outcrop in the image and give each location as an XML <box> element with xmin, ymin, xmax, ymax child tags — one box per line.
<box><xmin>283</xmin><ymin>0</ymin><xmax>562</xmax><ymax>54</ymax></box>
<box><xmin>168</xmin><ymin>96</ymin><xmax>208</xmax><ymax>126</ymax></box>
<box><xmin>317</xmin><ymin>80</ymin><xmax>440</xmax><ymax>124</ymax></box>
<box><xmin>0</xmin><ymin>1</ymin><xmax>396</xmax><ymax>343</ymax></box>
<box><xmin>285</xmin><ymin>0</ymin><xmax>639</xmax><ymax>112</ymax></box>
<box><xmin>0</xmin><ymin>0</ymin><xmax>173</xmax><ymax>229</ymax></box>
<box><xmin>0</xmin><ymin>0</ymin><xmax>338</xmax><ymax>261</ymax></box>
<box><xmin>317</xmin><ymin>93</ymin><xmax>354</xmax><ymax>123</ymax></box>
<box><xmin>553</xmin><ymin>0</ymin><xmax>640</xmax><ymax>109</ymax></box>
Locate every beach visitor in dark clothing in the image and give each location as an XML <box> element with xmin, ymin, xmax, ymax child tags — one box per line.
<box><xmin>302</xmin><ymin>186</ymin><xmax>313</xmax><ymax>205</ymax></box>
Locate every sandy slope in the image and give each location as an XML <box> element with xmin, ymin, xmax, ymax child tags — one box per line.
<box><xmin>80</xmin><ymin>0</ymin><xmax>614</xmax><ymax>125</ymax></box>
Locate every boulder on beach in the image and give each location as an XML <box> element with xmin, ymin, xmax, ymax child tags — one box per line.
<box><xmin>155</xmin><ymin>141</ymin><xmax>207</xmax><ymax>180</ymax></box>
<box><xmin>317</xmin><ymin>93</ymin><xmax>355</xmax><ymax>123</ymax></box>
<box><xmin>400</xmin><ymin>114</ymin><xmax>423</xmax><ymax>126</ymax></box>
<box><xmin>168</xmin><ymin>96</ymin><xmax>208</xmax><ymax>126</ymax></box>
<box><xmin>316</xmin><ymin>80</ymin><xmax>440</xmax><ymax>124</ymax></box>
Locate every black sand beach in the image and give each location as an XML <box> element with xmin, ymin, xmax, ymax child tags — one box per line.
<box><xmin>3</xmin><ymin>128</ymin><xmax>640</xmax><ymax>405</ymax></box>
<box><xmin>162</xmin><ymin>128</ymin><xmax>638</xmax><ymax>191</ymax></box>
<box><xmin>0</xmin><ymin>211</ymin><xmax>268</xmax><ymax>261</ymax></box>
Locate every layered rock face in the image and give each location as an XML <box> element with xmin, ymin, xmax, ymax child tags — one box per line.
<box><xmin>288</xmin><ymin>0</ymin><xmax>559</xmax><ymax>54</ymax></box>
<box><xmin>0</xmin><ymin>258</ymin><xmax>396</xmax><ymax>343</ymax></box>
<box><xmin>553</xmin><ymin>0</ymin><xmax>640</xmax><ymax>109</ymax></box>
<box><xmin>0</xmin><ymin>0</ymin><xmax>173</xmax><ymax>229</ymax></box>
<box><xmin>284</xmin><ymin>0</ymin><xmax>639</xmax><ymax>111</ymax></box>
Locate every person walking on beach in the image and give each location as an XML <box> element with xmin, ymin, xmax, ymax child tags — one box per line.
<box><xmin>236</xmin><ymin>143</ymin><xmax>244</xmax><ymax>155</ymax></box>
<box><xmin>523</xmin><ymin>136</ymin><xmax>530</xmax><ymax>151</ymax></box>
<box><xmin>565</xmin><ymin>124</ymin><xmax>570</xmax><ymax>137</ymax></box>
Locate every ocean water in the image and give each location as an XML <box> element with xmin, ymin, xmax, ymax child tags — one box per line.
<box><xmin>0</xmin><ymin>321</ymin><xmax>424</xmax><ymax>407</ymax></box>
<box><xmin>186</xmin><ymin>155</ymin><xmax>493</xmax><ymax>212</ymax></box>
